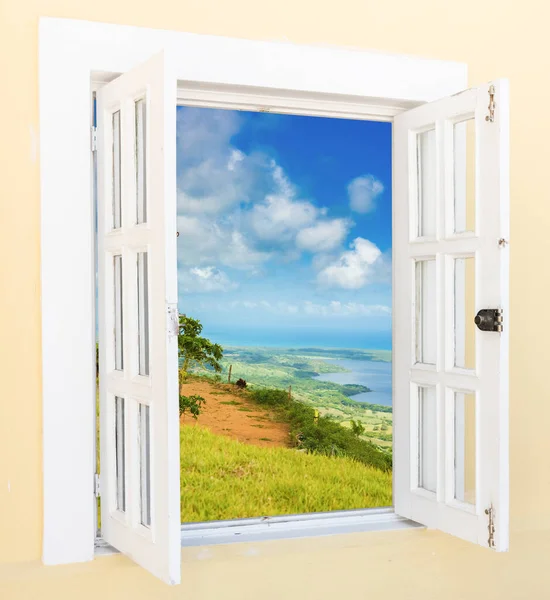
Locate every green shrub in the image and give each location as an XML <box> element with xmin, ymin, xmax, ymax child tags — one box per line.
<box><xmin>250</xmin><ymin>387</ymin><xmax>391</xmax><ymax>472</ymax></box>
<box><xmin>179</xmin><ymin>394</ymin><xmax>206</xmax><ymax>419</ymax></box>
<box><xmin>251</xmin><ymin>388</ymin><xmax>290</xmax><ymax>407</ymax></box>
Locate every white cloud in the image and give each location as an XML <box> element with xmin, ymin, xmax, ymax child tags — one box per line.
<box><xmin>224</xmin><ymin>299</ymin><xmax>388</xmax><ymax>317</ymax></box>
<box><xmin>177</xmin><ymin>109</ymin><xmax>269</xmax><ymax>215</ymax></box>
<box><xmin>177</xmin><ymin>107</ymin><xmax>388</xmax><ymax>286</ymax></box>
<box><xmin>224</xmin><ymin>231</ymin><xmax>272</xmax><ymax>271</ymax></box>
<box><xmin>226</xmin><ymin>300</ymin><xmax>299</xmax><ymax>314</ymax></box>
<box><xmin>177</xmin><ymin>215</ymin><xmax>270</xmax><ymax>271</ymax></box>
<box><xmin>227</xmin><ymin>149</ymin><xmax>245</xmax><ymax>171</ymax></box>
<box><xmin>177</xmin><ymin>107</ymin><xmax>240</xmax><ymax>155</ymax></box>
<box><xmin>181</xmin><ymin>266</ymin><xmax>237</xmax><ymax>293</ymax></box>
<box><xmin>276</xmin><ymin>302</ymin><xmax>300</xmax><ymax>314</ymax></box>
<box><xmin>303</xmin><ymin>301</ymin><xmax>390</xmax><ymax>317</ymax></box>
<box><xmin>316</xmin><ymin>237</ymin><xmax>383</xmax><ymax>289</ymax></box>
<box><xmin>348</xmin><ymin>175</ymin><xmax>384</xmax><ymax>214</ymax></box>
<box><xmin>250</xmin><ymin>194</ymin><xmax>319</xmax><ymax>242</ymax></box>
<box><xmin>296</xmin><ymin>218</ymin><xmax>351</xmax><ymax>253</ymax></box>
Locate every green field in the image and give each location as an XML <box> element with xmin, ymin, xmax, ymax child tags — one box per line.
<box><xmin>180</xmin><ymin>425</ymin><xmax>392</xmax><ymax>522</ymax></box>
<box><xmin>198</xmin><ymin>347</ymin><xmax>393</xmax><ymax>450</ymax></box>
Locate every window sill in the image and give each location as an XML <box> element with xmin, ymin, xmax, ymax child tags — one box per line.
<box><xmin>95</xmin><ymin>508</ymin><xmax>422</xmax><ymax>556</ymax></box>
<box><xmin>180</xmin><ymin>508</ymin><xmax>422</xmax><ymax>547</ymax></box>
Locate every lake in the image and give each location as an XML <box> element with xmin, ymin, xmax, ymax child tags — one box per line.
<box><xmin>314</xmin><ymin>359</ymin><xmax>392</xmax><ymax>407</ymax></box>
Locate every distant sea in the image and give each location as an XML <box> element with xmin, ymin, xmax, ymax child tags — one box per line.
<box><xmin>209</xmin><ymin>327</ymin><xmax>393</xmax><ymax>407</ymax></box>
<box><xmin>204</xmin><ymin>328</ymin><xmax>392</xmax><ymax>352</ymax></box>
<box><xmin>314</xmin><ymin>359</ymin><xmax>392</xmax><ymax>407</ymax></box>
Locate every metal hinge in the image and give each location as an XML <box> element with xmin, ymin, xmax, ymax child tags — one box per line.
<box><xmin>485</xmin><ymin>504</ymin><xmax>495</xmax><ymax>548</ymax></box>
<box><xmin>167</xmin><ymin>304</ymin><xmax>179</xmax><ymax>338</ymax></box>
<box><xmin>485</xmin><ymin>85</ymin><xmax>496</xmax><ymax>122</ymax></box>
<box><xmin>94</xmin><ymin>473</ymin><xmax>101</xmax><ymax>498</ymax></box>
<box><xmin>91</xmin><ymin>126</ymin><xmax>98</xmax><ymax>152</ymax></box>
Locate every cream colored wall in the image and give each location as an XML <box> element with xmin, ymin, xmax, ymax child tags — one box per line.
<box><xmin>1</xmin><ymin>0</ymin><xmax>548</xmax><ymax>597</ymax></box>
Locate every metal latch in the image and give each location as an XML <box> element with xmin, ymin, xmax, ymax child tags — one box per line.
<box><xmin>474</xmin><ymin>308</ymin><xmax>503</xmax><ymax>332</ymax></box>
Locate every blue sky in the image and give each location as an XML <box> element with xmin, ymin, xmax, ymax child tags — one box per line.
<box><xmin>176</xmin><ymin>107</ymin><xmax>392</xmax><ymax>349</ymax></box>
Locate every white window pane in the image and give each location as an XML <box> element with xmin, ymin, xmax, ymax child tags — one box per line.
<box><xmin>415</xmin><ymin>259</ymin><xmax>436</xmax><ymax>364</ymax></box>
<box><xmin>453</xmin><ymin>118</ymin><xmax>476</xmax><ymax>233</ymax></box>
<box><xmin>135</xmin><ymin>99</ymin><xmax>147</xmax><ymax>224</ymax></box>
<box><xmin>418</xmin><ymin>386</ymin><xmax>437</xmax><ymax>493</ymax></box>
<box><xmin>114</xmin><ymin>255</ymin><xmax>123</xmax><ymax>371</ymax></box>
<box><xmin>115</xmin><ymin>396</ymin><xmax>126</xmax><ymax>512</ymax></box>
<box><xmin>139</xmin><ymin>404</ymin><xmax>151</xmax><ymax>527</ymax></box>
<box><xmin>454</xmin><ymin>391</ymin><xmax>476</xmax><ymax>505</ymax></box>
<box><xmin>454</xmin><ymin>256</ymin><xmax>476</xmax><ymax>370</ymax></box>
<box><xmin>137</xmin><ymin>252</ymin><xmax>150</xmax><ymax>376</ymax></box>
<box><xmin>112</xmin><ymin>110</ymin><xmax>122</xmax><ymax>229</ymax></box>
<box><xmin>416</xmin><ymin>128</ymin><xmax>436</xmax><ymax>238</ymax></box>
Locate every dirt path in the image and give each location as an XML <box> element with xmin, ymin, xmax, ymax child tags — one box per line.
<box><xmin>180</xmin><ymin>379</ymin><xmax>290</xmax><ymax>448</ymax></box>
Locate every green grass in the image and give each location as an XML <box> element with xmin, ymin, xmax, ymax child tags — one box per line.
<box><xmin>180</xmin><ymin>425</ymin><xmax>392</xmax><ymax>522</ymax></box>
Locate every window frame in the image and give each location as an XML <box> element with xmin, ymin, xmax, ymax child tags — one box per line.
<box><xmin>40</xmin><ymin>16</ymin><xmax>467</xmax><ymax>566</ymax></box>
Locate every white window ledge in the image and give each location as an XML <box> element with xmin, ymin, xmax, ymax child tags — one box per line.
<box><xmin>180</xmin><ymin>508</ymin><xmax>422</xmax><ymax>547</ymax></box>
<box><xmin>96</xmin><ymin>508</ymin><xmax>421</xmax><ymax>554</ymax></box>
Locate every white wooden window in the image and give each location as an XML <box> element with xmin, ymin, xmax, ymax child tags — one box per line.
<box><xmin>41</xmin><ymin>16</ymin><xmax>511</xmax><ymax>586</ymax></box>
<box><xmin>393</xmin><ymin>81</ymin><xmax>509</xmax><ymax>551</ymax></box>
<box><xmin>97</xmin><ymin>51</ymin><xmax>181</xmax><ymax>584</ymax></box>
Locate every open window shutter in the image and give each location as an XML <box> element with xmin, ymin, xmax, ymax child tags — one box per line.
<box><xmin>97</xmin><ymin>51</ymin><xmax>180</xmax><ymax>584</ymax></box>
<box><xmin>393</xmin><ymin>81</ymin><xmax>509</xmax><ymax>550</ymax></box>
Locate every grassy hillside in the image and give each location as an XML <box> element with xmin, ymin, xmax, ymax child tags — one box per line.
<box><xmin>249</xmin><ymin>387</ymin><xmax>391</xmax><ymax>471</ymax></box>
<box><xmin>180</xmin><ymin>424</ymin><xmax>392</xmax><ymax>522</ymax></box>
<box><xmin>192</xmin><ymin>346</ymin><xmax>393</xmax><ymax>448</ymax></box>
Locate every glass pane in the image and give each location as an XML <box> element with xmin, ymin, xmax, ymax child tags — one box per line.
<box><xmin>415</xmin><ymin>259</ymin><xmax>436</xmax><ymax>364</ymax></box>
<box><xmin>454</xmin><ymin>256</ymin><xmax>476</xmax><ymax>370</ymax></box>
<box><xmin>416</xmin><ymin>128</ymin><xmax>436</xmax><ymax>238</ymax></box>
<box><xmin>454</xmin><ymin>391</ymin><xmax>476</xmax><ymax>505</ymax></box>
<box><xmin>114</xmin><ymin>255</ymin><xmax>123</xmax><ymax>371</ymax></box>
<box><xmin>453</xmin><ymin>118</ymin><xmax>475</xmax><ymax>233</ymax></box>
<box><xmin>115</xmin><ymin>396</ymin><xmax>126</xmax><ymax>512</ymax></box>
<box><xmin>139</xmin><ymin>404</ymin><xmax>151</xmax><ymax>527</ymax></box>
<box><xmin>418</xmin><ymin>386</ymin><xmax>437</xmax><ymax>493</ymax></box>
<box><xmin>135</xmin><ymin>99</ymin><xmax>147</xmax><ymax>224</ymax></box>
<box><xmin>137</xmin><ymin>252</ymin><xmax>150</xmax><ymax>376</ymax></box>
<box><xmin>112</xmin><ymin>111</ymin><xmax>122</xmax><ymax>229</ymax></box>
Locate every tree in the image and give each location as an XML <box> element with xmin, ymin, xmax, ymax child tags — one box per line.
<box><xmin>350</xmin><ymin>419</ymin><xmax>365</xmax><ymax>437</ymax></box>
<box><xmin>178</xmin><ymin>315</ymin><xmax>223</xmax><ymax>378</ymax></box>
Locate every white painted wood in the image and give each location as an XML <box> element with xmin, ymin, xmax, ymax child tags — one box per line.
<box><xmin>181</xmin><ymin>508</ymin><xmax>423</xmax><ymax>547</ymax></box>
<box><xmin>49</xmin><ymin>16</ymin><xmax>468</xmax><ymax>102</ymax></box>
<box><xmin>175</xmin><ymin>83</ymin><xmax>406</xmax><ymax>122</ymax></box>
<box><xmin>97</xmin><ymin>51</ymin><xmax>180</xmax><ymax>584</ymax></box>
<box><xmin>393</xmin><ymin>81</ymin><xmax>509</xmax><ymax>551</ymax></box>
<box><xmin>39</xmin><ymin>16</ymin><xmax>467</xmax><ymax>566</ymax></box>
